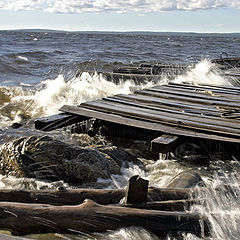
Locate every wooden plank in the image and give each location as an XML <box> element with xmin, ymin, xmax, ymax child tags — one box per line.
<box><xmin>104</xmin><ymin>96</ymin><xmax>225</xmax><ymax>119</ymax></box>
<box><xmin>81</xmin><ymin>100</ymin><xmax>240</xmax><ymax>135</ymax></box>
<box><xmin>105</xmin><ymin>95</ymin><xmax>240</xmax><ymax>124</ymax></box>
<box><xmin>158</xmin><ymin>84</ymin><xmax>240</xmax><ymax>100</ymax></box>
<box><xmin>108</xmin><ymin>94</ymin><xmax>221</xmax><ymax>113</ymax></box>
<box><xmin>35</xmin><ymin>113</ymin><xmax>87</xmax><ymax>131</ymax></box>
<box><xmin>199</xmin><ymin>83</ymin><xmax>240</xmax><ymax>91</ymax></box>
<box><xmin>135</xmin><ymin>89</ymin><xmax>240</xmax><ymax>109</ymax></box>
<box><xmin>146</xmin><ymin>86</ymin><xmax>240</xmax><ymax>103</ymax></box>
<box><xmin>168</xmin><ymin>82</ymin><xmax>240</xmax><ymax>95</ymax></box>
<box><xmin>60</xmin><ymin>105</ymin><xmax>240</xmax><ymax>143</ymax></box>
<box><xmin>151</xmin><ymin>134</ymin><xmax>179</xmax><ymax>153</ymax></box>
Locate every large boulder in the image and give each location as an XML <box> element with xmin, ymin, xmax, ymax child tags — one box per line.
<box><xmin>0</xmin><ymin>135</ymin><xmax>138</xmax><ymax>185</ymax></box>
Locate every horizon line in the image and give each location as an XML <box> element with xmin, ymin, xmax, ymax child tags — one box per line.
<box><xmin>1</xmin><ymin>28</ymin><xmax>240</xmax><ymax>34</ymax></box>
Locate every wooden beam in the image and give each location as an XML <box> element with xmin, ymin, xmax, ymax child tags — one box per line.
<box><xmin>60</xmin><ymin>105</ymin><xmax>240</xmax><ymax>143</ymax></box>
<box><xmin>0</xmin><ymin>200</ymin><xmax>209</xmax><ymax>236</ymax></box>
<box><xmin>151</xmin><ymin>134</ymin><xmax>179</xmax><ymax>153</ymax></box>
<box><xmin>120</xmin><ymin>199</ymin><xmax>201</xmax><ymax>211</ymax></box>
<box><xmin>0</xmin><ymin>188</ymin><xmax>193</xmax><ymax>205</ymax></box>
<box><xmin>35</xmin><ymin>113</ymin><xmax>87</xmax><ymax>131</ymax></box>
<box><xmin>80</xmin><ymin>100</ymin><xmax>240</xmax><ymax>135</ymax></box>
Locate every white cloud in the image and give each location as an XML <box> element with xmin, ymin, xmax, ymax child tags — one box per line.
<box><xmin>0</xmin><ymin>0</ymin><xmax>239</xmax><ymax>13</ymax></box>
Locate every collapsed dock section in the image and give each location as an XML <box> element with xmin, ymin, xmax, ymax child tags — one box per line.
<box><xmin>36</xmin><ymin>82</ymin><xmax>240</xmax><ymax>155</ymax></box>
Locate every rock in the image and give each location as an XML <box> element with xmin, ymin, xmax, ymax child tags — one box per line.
<box><xmin>174</xmin><ymin>142</ymin><xmax>209</xmax><ymax>164</ymax></box>
<box><xmin>167</xmin><ymin>171</ymin><xmax>205</xmax><ymax>188</ymax></box>
<box><xmin>0</xmin><ymin>135</ymin><xmax>138</xmax><ymax>185</ymax></box>
<box><xmin>92</xmin><ymin>145</ymin><xmax>140</xmax><ymax>166</ymax></box>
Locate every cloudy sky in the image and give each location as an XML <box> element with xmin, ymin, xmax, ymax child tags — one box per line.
<box><xmin>0</xmin><ymin>0</ymin><xmax>239</xmax><ymax>32</ymax></box>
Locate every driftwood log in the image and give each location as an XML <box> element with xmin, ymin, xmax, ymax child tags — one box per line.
<box><xmin>0</xmin><ymin>199</ymin><xmax>208</xmax><ymax>237</ymax></box>
<box><xmin>0</xmin><ymin>187</ymin><xmax>193</xmax><ymax>205</ymax></box>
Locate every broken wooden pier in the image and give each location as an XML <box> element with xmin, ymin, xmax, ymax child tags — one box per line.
<box><xmin>36</xmin><ymin>82</ymin><xmax>240</xmax><ymax>154</ymax></box>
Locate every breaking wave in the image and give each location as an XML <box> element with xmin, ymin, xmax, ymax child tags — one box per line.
<box><xmin>0</xmin><ymin>59</ymin><xmax>235</xmax><ymax>128</ymax></box>
<box><xmin>0</xmin><ymin>71</ymin><xmax>154</xmax><ymax>127</ymax></box>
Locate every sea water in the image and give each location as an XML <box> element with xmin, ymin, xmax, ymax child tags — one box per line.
<box><xmin>0</xmin><ymin>30</ymin><xmax>240</xmax><ymax>239</ymax></box>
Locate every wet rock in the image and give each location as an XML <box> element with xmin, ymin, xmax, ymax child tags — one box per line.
<box><xmin>92</xmin><ymin>144</ymin><xmax>140</xmax><ymax>166</ymax></box>
<box><xmin>0</xmin><ymin>135</ymin><xmax>137</xmax><ymax>185</ymax></box>
<box><xmin>174</xmin><ymin>142</ymin><xmax>209</xmax><ymax>164</ymax></box>
<box><xmin>167</xmin><ymin>170</ymin><xmax>205</xmax><ymax>188</ymax></box>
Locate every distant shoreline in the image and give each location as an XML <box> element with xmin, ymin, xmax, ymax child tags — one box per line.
<box><xmin>0</xmin><ymin>29</ymin><xmax>240</xmax><ymax>36</ymax></box>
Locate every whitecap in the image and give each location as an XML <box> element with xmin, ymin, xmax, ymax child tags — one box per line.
<box><xmin>17</xmin><ymin>55</ymin><xmax>29</xmax><ymax>61</ymax></box>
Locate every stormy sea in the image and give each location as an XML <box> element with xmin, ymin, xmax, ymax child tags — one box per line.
<box><xmin>0</xmin><ymin>30</ymin><xmax>240</xmax><ymax>239</ymax></box>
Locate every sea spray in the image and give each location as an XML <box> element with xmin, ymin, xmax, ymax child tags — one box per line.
<box><xmin>172</xmin><ymin>59</ymin><xmax>231</xmax><ymax>86</ymax></box>
<box><xmin>183</xmin><ymin>162</ymin><xmax>240</xmax><ymax>240</ymax></box>
<box><xmin>0</xmin><ymin>72</ymin><xmax>154</xmax><ymax>127</ymax></box>
<box><xmin>0</xmin><ymin>59</ymin><xmax>234</xmax><ymax>128</ymax></box>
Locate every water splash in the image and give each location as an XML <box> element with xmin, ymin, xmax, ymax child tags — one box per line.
<box><xmin>172</xmin><ymin>59</ymin><xmax>232</xmax><ymax>86</ymax></box>
<box><xmin>91</xmin><ymin>227</ymin><xmax>160</xmax><ymax>240</ymax></box>
<box><xmin>0</xmin><ymin>60</ymin><xmax>235</xmax><ymax>128</ymax></box>
<box><xmin>0</xmin><ymin>174</ymin><xmax>69</xmax><ymax>190</ymax></box>
<box><xmin>0</xmin><ymin>72</ymin><xmax>154</xmax><ymax>127</ymax></box>
<box><xmin>185</xmin><ymin>164</ymin><xmax>240</xmax><ymax>240</ymax></box>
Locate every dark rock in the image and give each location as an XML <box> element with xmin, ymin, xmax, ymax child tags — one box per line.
<box><xmin>0</xmin><ymin>135</ymin><xmax>138</xmax><ymax>185</ymax></box>
<box><xmin>174</xmin><ymin>142</ymin><xmax>209</xmax><ymax>164</ymax></box>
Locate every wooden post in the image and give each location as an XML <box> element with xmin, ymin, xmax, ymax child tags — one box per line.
<box><xmin>151</xmin><ymin>134</ymin><xmax>179</xmax><ymax>153</ymax></box>
<box><xmin>125</xmin><ymin>175</ymin><xmax>149</xmax><ymax>204</ymax></box>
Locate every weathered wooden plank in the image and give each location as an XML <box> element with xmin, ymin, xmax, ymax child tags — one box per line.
<box><xmin>35</xmin><ymin>113</ymin><xmax>87</xmax><ymax>131</ymax></box>
<box><xmin>136</xmin><ymin>89</ymin><xmax>240</xmax><ymax>109</ymax></box>
<box><xmin>145</xmin><ymin>86</ymin><xmax>240</xmax><ymax>103</ymax></box>
<box><xmin>106</xmin><ymin>96</ymin><xmax>218</xmax><ymax>116</ymax></box>
<box><xmin>168</xmin><ymin>82</ymin><xmax>240</xmax><ymax>95</ymax></box>
<box><xmin>108</xmin><ymin>93</ymin><xmax>221</xmax><ymax>113</ymax></box>
<box><xmin>158</xmin><ymin>85</ymin><xmax>240</xmax><ymax>100</ymax></box>
<box><xmin>81</xmin><ymin>100</ymin><xmax>240</xmax><ymax>135</ymax></box>
<box><xmin>151</xmin><ymin>135</ymin><xmax>179</xmax><ymax>153</ymax></box>
<box><xmin>199</xmin><ymin>83</ymin><xmax>240</xmax><ymax>91</ymax></box>
<box><xmin>104</xmin><ymin>96</ymin><xmax>230</xmax><ymax>121</ymax></box>
<box><xmin>60</xmin><ymin>105</ymin><xmax>240</xmax><ymax>143</ymax></box>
